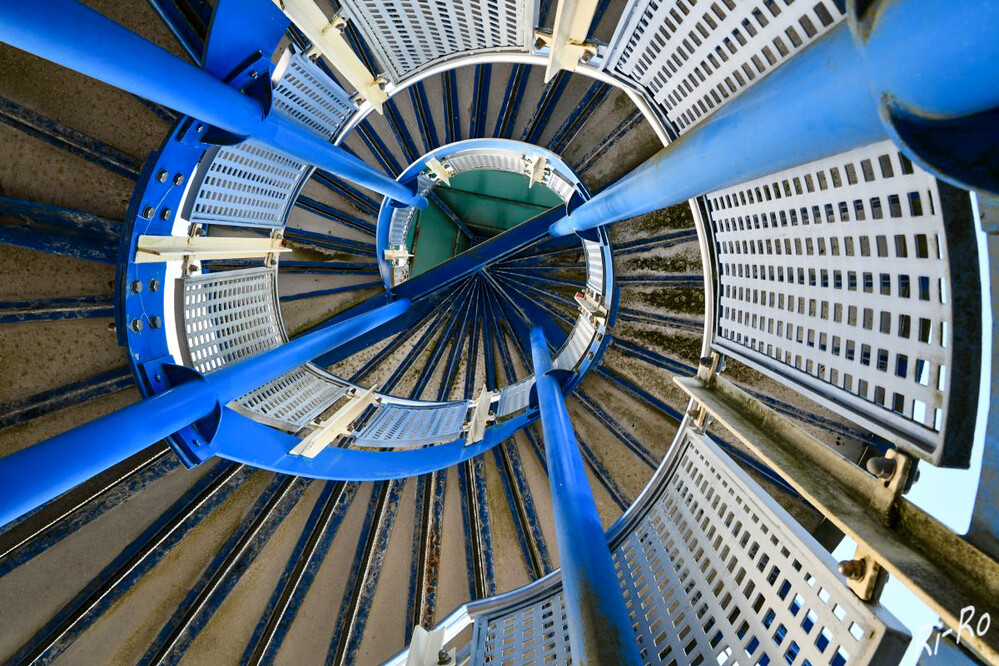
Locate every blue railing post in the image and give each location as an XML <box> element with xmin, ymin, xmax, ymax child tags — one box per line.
<box><xmin>550</xmin><ymin>0</ymin><xmax>999</xmax><ymax>237</ymax></box>
<box><xmin>0</xmin><ymin>300</ymin><xmax>410</xmax><ymax>527</ymax></box>
<box><xmin>0</xmin><ymin>0</ymin><xmax>426</xmax><ymax>207</ymax></box>
<box><xmin>530</xmin><ymin>327</ymin><xmax>641</xmax><ymax>665</ymax></box>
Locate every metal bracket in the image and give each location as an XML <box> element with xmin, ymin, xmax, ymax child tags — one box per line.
<box><xmin>535</xmin><ymin>0</ymin><xmax>600</xmax><ymax>83</ymax></box>
<box><xmin>523</xmin><ymin>155</ymin><xmax>549</xmax><ymax>188</ymax></box>
<box><xmin>838</xmin><ymin>544</ymin><xmax>886</xmax><ymax>602</ymax></box>
<box><xmin>290</xmin><ymin>385</ymin><xmax>380</xmax><ymax>458</ymax></box>
<box><xmin>139</xmin><ymin>357</ymin><xmax>221</xmax><ymax>467</ymax></box>
<box><xmin>135</xmin><ymin>235</ymin><xmax>291</xmax><ymax>263</ymax></box>
<box><xmin>465</xmin><ymin>386</ymin><xmax>497</xmax><ymax>445</ymax></box>
<box><xmin>573</xmin><ymin>290</ymin><xmax>607</xmax><ymax>326</ymax></box>
<box><xmin>425</xmin><ymin>157</ymin><xmax>453</xmax><ymax>186</ymax></box>
<box><xmin>384</xmin><ymin>246</ymin><xmax>414</xmax><ymax>267</ymax></box>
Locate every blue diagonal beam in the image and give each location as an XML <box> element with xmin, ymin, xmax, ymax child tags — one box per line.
<box><xmin>0</xmin><ymin>96</ymin><xmax>142</xmax><ymax>180</ymax></box>
<box><xmin>530</xmin><ymin>327</ymin><xmax>642</xmax><ymax>664</ymax></box>
<box><xmin>383</xmin><ymin>99</ymin><xmax>420</xmax><ymax>165</ymax></box>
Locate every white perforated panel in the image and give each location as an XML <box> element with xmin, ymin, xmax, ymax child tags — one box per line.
<box><xmin>605</xmin><ymin>0</ymin><xmax>845</xmax><ymax>134</ymax></box>
<box><xmin>182</xmin><ymin>267</ymin><xmax>284</xmax><ymax>373</ymax></box>
<box><xmin>354</xmin><ymin>402</ymin><xmax>469</xmax><ymax>447</ymax></box>
<box><xmin>339</xmin><ymin>0</ymin><xmax>531</xmax><ymax>82</ymax></box>
<box><xmin>184</xmin><ymin>140</ymin><xmax>310</xmax><ymax>229</ymax></box>
<box><xmin>708</xmin><ymin>141</ymin><xmax>962</xmax><ymax>464</ymax></box>
<box><xmin>447</xmin><ymin>150</ymin><xmax>528</xmax><ymax>176</ymax></box>
<box><xmin>234</xmin><ymin>364</ymin><xmax>350</xmax><ymax>429</ymax></box>
<box><xmin>273</xmin><ymin>48</ymin><xmax>355</xmax><ymax>139</ymax></box>
<box><xmin>471</xmin><ymin>432</ymin><xmax>907</xmax><ymax>665</ymax></box>
<box><xmin>553</xmin><ymin>316</ymin><xmax>596</xmax><ymax>371</ymax></box>
<box><xmin>497</xmin><ymin>378</ymin><xmax>534</xmax><ymax>417</ymax></box>
<box><xmin>479</xmin><ymin>593</ymin><xmax>572</xmax><ymax>665</ymax></box>
<box><xmin>583</xmin><ymin>238</ymin><xmax>605</xmax><ymax>294</ymax></box>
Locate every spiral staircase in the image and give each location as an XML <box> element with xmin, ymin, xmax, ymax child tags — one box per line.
<box><xmin>0</xmin><ymin>0</ymin><xmax>997</xmax><ymax>664</ymax></box>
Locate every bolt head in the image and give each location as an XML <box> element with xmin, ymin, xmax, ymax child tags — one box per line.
<box><xmin>161</xmin><ymin>208</ymin><xmax>173</xmax><ymax>221</ymax></box>
<box><xmin>838</xmin><ymin>559</ymin><xmax>866</xmax><ymax>580</ymax></box>
<box><xmin>150</xmin><ymin>315</ymin><xmax>162</xmax><ymax>329</ymax></box>
<box><xmin>130</xmin><ymin>279</ymin><xmax>143</xmax><ymax>294</ymax></box>
<box><xmin>149</xmin><ymin>278</ymin><xmax>160</xmax><ymax>292</ymax></box>
<box><xmin>141</xmin><ymin>205</ymin><xmax>155</xmax><ymax>219</ymax></box>
<box><xmin>156</xmin><ymin>169</ymin><xmax>169</xmax><ymax>183</ymax></box>
<box><xmin>437</xmin><ymin>650</ymin><xmax>452</xmax><ymax>665</ymax></box>
<box><xmin>865</xmin><ymin>456</ymin><xmax>896</xmax><ymax>480</ymax></box>
<box><xmin>173</xmin><ymin>173</ymin><xmax>185</xmax><ymax>186</ymax></box>
<box><xmin>129</xmin><ymin>318</ymin><xmax>143</xmax><ymax>332</ymax></box>
<box><xmin>249</xmin><ymin>70</ymin><xmax>260</xmax><ymax>79</ymax></box>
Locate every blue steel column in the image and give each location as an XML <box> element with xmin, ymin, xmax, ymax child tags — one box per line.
<box><xmin>0</xmin><ymin>300</ymin><xmax>410</xmax><ymax>527</ymax></box>
<box><xmin>530</xmin><ymin>328</ymin><xmax>641</xmax><ymax>665</ymax></box>
<box><xmin>0</xmin><ymin>0</ymin><xmax>425</xmax><ymax>207</ymax></box>
<box><xmin>550</xmin><ymin>0</ymin><xmax>999</xmax><ymax>236</ymax></box>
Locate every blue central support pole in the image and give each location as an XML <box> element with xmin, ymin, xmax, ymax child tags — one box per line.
<box><xmin>529</xmin><ymin>327</ymin><xmax>641</xmax><ymax>665</ymax></box>
<box><xmin>0</xmin><ymin>0</ymin><xmax>425</xmax><ymax>207</ymax></box>
<box><xmin>0</xmin><ymin>300</ymin><xmax>409</xmax><ymax>527</ymax></box>
<box><xmin>550</xmin><ymin>0</ymin><xmax>999</xmax><ymax>236</ymax></box>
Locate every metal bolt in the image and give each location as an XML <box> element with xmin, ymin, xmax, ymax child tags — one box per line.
<box><xmin>249</xmin><ymin>70</ymin><xmax>260</xmax><ymax>79</ymax></box>
<box><xmin>154</xmin><ymin>373</ymin><xmax>162</xmax><ymax>382</ymax></box>
<box><xmin>437</xmin><ymin>650</ymin><xmax>452</xmax><ymax>665</ymax></box>
<box><xmin>107</xmin><ymin>322</ymin><xmax>117</xmax><ymax>333</ymax></box>
<box><xmin>173</xmin><ymin>173</ymin><xmax>185</xmax><ymax>186</ymax></box>
<box><xmin>149</xmin><ymin>278</ymin><xmax>160</xmax><ymax>292</ymax></box>
<box><xmin>161</xmin><ymin>207</ymin><xmax>173</xmax><ymax>221</ymax></box>
<box><xmin>141</xmin><ymin>205</ymin><xmax>155</xmax><ymax>219</ymax></box>
<box><xmin>196</xmin><ymin>124</ymin><xmax>205</xmax><ymax>132</ymax></box>
<box><xmin>130</xmin><ymin>279</ymin><xmax>143</xmax><ymax>294</ymax></box>
<box><xmin>156</xmin><ymin>169</ymin><xmax>169</xmax><ymax>183</ymax></box>
<box><xmin>129</xmin><ymin>318</ymin><xmax>143</xmax><ymax>332</ymax></box>
<box><xmin>150</xmin><ymin>316</ymin><xmax>162</xmax><ymax>329</ymax></box>
<box><xmin>838</xmin><ymin>559</ymin><xmax>866</xmax><ymax>580</ymax></box>
<box><xmin>865</xmin><ymin>456</ymin><xmax>897</xmax><ymax>480</ymax></box>
<box><xmin>534</xmin><ymin>37</ymin><xmax>547</xmax><ymax>50</ymax></box>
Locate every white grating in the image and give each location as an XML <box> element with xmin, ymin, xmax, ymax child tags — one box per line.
<box><xmin>708</xmin><ymin>140</ymin><xmax>962</xmax><ymax>464</ymax></box>
<box><xmin>497</xmin><ymin>377</ymin><xmax>535</xmax><ymax>417</ymax></box>
<box><xmin>605</xmin><ymin>0</ymin><xmax>845</xmax><ymax>134</ymax></box>
<box><xmin>182</xmin><ymin>267</ymin><xmax>284</xmax><ymax>374</ymax></box>
<box><xmin>447</xmin><ymin>150</ymin><xmax>528</xmax><ymax>176</ymax></box>
<box><xmin>234</xmin><ymin>364</ymin><xmax>350</xmax><ymax>430</ymax></box>
<box><xmin>388</xmin><ymin>205</ymin><xmax>419</xmax><ymax>247</ymax></box>
<box><xmin>543</xmin><ymin>171</ymin><xmax>576</xmax><ymax>204</ymax></box>
<box><xmin>184</xmin><ymin>140</ymin><xmax>310</xmax><ymax>229</ymax></box>
<box><xmin>553</xmin><ymin>316</ymin><xmax>596</xmax><ymax>371</ymax></box>
<box><xmin>273</xmin><ymin>47</ymin><xmax>356</xmax><ymax>139</ymax></box>
<box><xmin>478</xmin><ymin>593</ymin><xmax>572</xmax><ymax>665</ymax></box>
<box><xmin>615</xmin><ymin>431</ymin><xmax>904</xmax><ymax>665</ymax></box>
<box><xmin>583</xmin><ymin>238</ymin><xmax>605</xmax><ymax>294</ymax></box>
<box><xmin>472</xmin><ymin>431</ymin><xmax>907</xmax><ymax>665</ymax></box>
<box><xmin>354</xmin><ymin>401</ymin><xmax>470</xmax><ymax>447</ymax></box>
<box><xmin>338</xmin><ymin>0</ymin><xmax>531</xmax><ymax>82</ymax></box>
